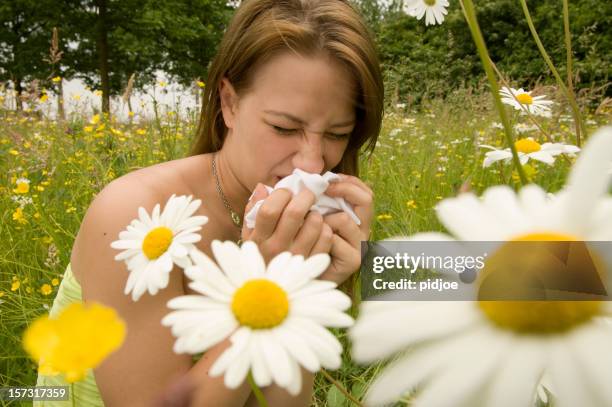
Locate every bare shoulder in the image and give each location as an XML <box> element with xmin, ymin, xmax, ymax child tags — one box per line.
<box><xmin>70</xmin><ymin>156</ymin><xmax>204</xmax><ymax>280</ymax></box>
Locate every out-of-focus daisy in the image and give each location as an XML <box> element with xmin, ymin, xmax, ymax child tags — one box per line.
<box><xmin>111</xmin><ymin>194</ymin><xmax>208</xmax><ymax>301</ymax></box>
<box><xmin>404</xmin><ymin>0</ymin><xmax>449</xmax><ymax>26</ymax></box>
<box><xmin>23</xmin><ymin>302</ymin><xmax>126</xmax><ymax>382</ymax></box>
<box><xmin>500</xmin><ymin>86</ymin><xmax>554</xmax><ymax>118</ymax></box>
<box><xmin>351</xmin><ymin>127</ymin><xmax>612</xmax><ymax>407</ymax></box>
<box><xmin>162</xmin><ymin>241</ymin><xmax>353</xmax><ymax>395</ymax></box>
<box><xmin>480</xmin><ymin>137</ymin><xmax>580</xmax><ymax>167</ymax></box>
<box><xmin>514</xmin><ymin>122</ymin><xmax>539</xmax><ymax>134</ymax></box>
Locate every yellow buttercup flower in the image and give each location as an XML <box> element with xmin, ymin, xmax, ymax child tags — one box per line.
<box><xmin>51</xmin><ymin>278</ymin><xmax>60</xmax><ymax>287</ymax></box>
<box><xmin>377</xmin><ymin>213</ymin><xmax>392</xmax><ymax>221</ymax></box>
<box><xmin>23</xmin><ymin>302</ymin><xmax>126</xmax><ymax>383</ymax></box>
<box><xmin>196</xmin><ymin>81</ymin><xmax>205</xmax><ymax>88</ymax></box>
<box><xmin>13</xmin><ymin>207</ymin><xmax>27</xmax><ymax>224</ymax></box>
<box><xmin>90</xmin><ymin>114</ymin><xmax>100</xmax><ymax>125</ymax></box>
<box><xmin>52</xmin><ymin>76</ymin><xmax>61</xmax><ymax>83</ymax></box>
<box><xmin>39</xmin><ymin>94</ymin><xmax>48</xmax><ymax>103</ymax></box>
<box><xmin>11</xmin><ymin>280</ymin><xmax>21</xmax><ymax>291</ymax></box>
<box><xmin>40</xmin><ymin>284</ymin><xmax>53</xmax><ymax>296</ymax></box>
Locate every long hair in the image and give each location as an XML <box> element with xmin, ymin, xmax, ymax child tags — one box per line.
<box><xmin>190</xmin><ymin>0</ymin><xmax>384</xmax><ymax>177</ymax></box>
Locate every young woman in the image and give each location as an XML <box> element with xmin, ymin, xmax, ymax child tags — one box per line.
<box><xmin>36</xmin><ymin>0</ymin><xmax>383</xmax><ymax>405</ymax></box>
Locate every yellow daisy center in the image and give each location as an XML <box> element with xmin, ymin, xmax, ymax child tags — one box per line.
<box><xmin>516</xmin><ymin>92</ymin><xmax>533</xmax><ymax>105</ymax></box>
<box><xmin>142</xmin><ymin>227</ymin><xmax>173</xmax><ymax>259</ymax></box>
<box><xmin>424</xmin><ymin>0</ymin><xmax>436</xmax><ymax>5</ymax></box>
<box><xmin>478</xmin><ymin>232</ymin><xmax>603</xmax><ymax>334</ymax></box>
<box><xmin>514</xmin><ymin>138</ymin><xmax>541</xmax><ymax>154</ymax></box>
<box><xmin>231</xmin><ymin>279</ymin><xmax>289</xmax><ymax>329</ymax></box>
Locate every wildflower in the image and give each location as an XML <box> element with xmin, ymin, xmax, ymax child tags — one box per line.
<box><xmin>93</xmin><ymin>90</ymin><xmax>102</xmax><ymax>97</ymax></box>
<box><xmin>481</xmin><ymin>138</ymin><xmax>580</xmax><ymax>167</ymax></box>
<box><xmin>39</xmin><ymin>94</ymin><xmax>48</xmax><ymax>103</ymax></box>
<box><xmin>11</xmin><ymin>280</ymin><xmax>21</xmax><ymax>291</ymax></box>
<box><xmin>404</xmin><ymin>0</ymin><xmax>449</xmax><ymax>26</ymax></box>
<box><xmin>136</xmin><ymin>129</ymin><xmax>146</xmax><ymax>136</ymax></box>
<box><xmin>500</xmin><ymin>87</ymin><xmax>554</xmax><ymax>118</ymax></box>
<box><xmin>13</xmin><ymin>177</ymin><xmax>30</xmax><ymax>194</ymax></box>
<box><xmin>51</xmin><ymin>76</ymin><xmax>61</xmax><ymax>83</ymax></box>
<box><xmin>23</xmin><ymin>302</ymin><xmax>126</xmax><ymax>382</ymax></box>
<box><xmin>128</xmin><ymin>111</ymin><xmax>135</xmax><ymax>117</ymax></box>
<box><xmin>51</xmin><ymin>278</ymin><xmax>60</xmax><ymax>287</ymax></box>
<box><xmin>111</xmin><ymin>194</ymin><xmax>208</xmax><ymax>301</ymax></box>
<box><xmin>9</xmin><ymin>149</ymin><xmax>19</xmax><ymax>156</ymax></box>
<box><xmin>162</xmin><ymin>241</ymin><xmax>353</xmax><ymax>394</ymax></box>
<box><xmin>40</xmin><ymin>284</ymin><xmax>53</xmax><ymax>296</ymax></box>
<box><xmin>377</xmin><ymin>214</ymin><xmax>393</xmax><ymax>221</ymax></box>
<box><xmin>83</xmin><ymin>126</ymin><xmax>93</xmax><ymax>133</ymax></box>
<box><xmin>350</xmin><ymin>126</ymin><xmax>612</xmax><ymax>407</ymax></box>
<box><xmin>158</xmin><ymin>80</ymin><xmax>167</xmax><ymax>88</ymax></box>
<box><xmin>90</xmin><ymin>114</ymin><xmax>100</xmax><ymax>125</ymax></box>
<box><xmin>196</xmin><ymin>81</ymin><xmax>205</xmax><ymax>88</ymax></box>
<box><xmin>514</xmin><ymin>122</ymin><xmax>539</xmax><ymax>134</ymax></box>
<box><xmin>406</xmin><ymin>200</ymin><xmax>417</xmax><ymax>209</ymax></box>
<box><xmin>13</xmin><ymin>207</ymin><xmax>27</xmax><ymax>224</ymax></box>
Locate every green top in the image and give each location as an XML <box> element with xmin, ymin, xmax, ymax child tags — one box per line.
<box><xmin>34</xmin><ymin>264</ymin><xmax>204</xmax><ymax>406</ymax></box>
<box><xmin>34</xmin><ymin>264</ymin><xmax>105</xmax><ymax>407</ymax></box>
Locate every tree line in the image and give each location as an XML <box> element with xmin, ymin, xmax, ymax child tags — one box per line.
<box><xmin>1</xmin><ymin>0</ymin><xmax>609</xmax><ymax>115</ymax></box>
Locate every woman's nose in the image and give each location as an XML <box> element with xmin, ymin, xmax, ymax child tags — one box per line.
<box><xmin>292</xmin><ymin>132</ymin><xmax>325</xmax><ymax>174</ymax></box>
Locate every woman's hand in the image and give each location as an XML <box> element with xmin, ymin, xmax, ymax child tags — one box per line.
<box><xmin>319</xmin><ymin>174</ymin><xmax>374</xmax><ymax>285</ymax></box>
<box><xmin>241</xmin><ymin>183</ymin><xmax>334</xmax><ymax>262</ymax></box>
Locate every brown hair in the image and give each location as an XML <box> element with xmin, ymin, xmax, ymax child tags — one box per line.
<box><xmin>189</xmin><ymin>0</ymin><xmax>384</xmax><ymax>176</ymax></box>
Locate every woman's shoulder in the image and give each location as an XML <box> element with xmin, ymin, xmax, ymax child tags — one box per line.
<box><xmin>95</xmin><ymin>154</ymin><xmax>208</xmax><ymax>205</ymax></box>
<box><xmin>70</xmin><ymin>154</ymin><xmax>209</xmax><ymax>281</ymax></box>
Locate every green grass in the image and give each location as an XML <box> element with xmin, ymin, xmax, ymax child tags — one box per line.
<box><xmin>0</xmin><ymin>92</ymin><xmax>607</xmax><ymax>406</ymax></box>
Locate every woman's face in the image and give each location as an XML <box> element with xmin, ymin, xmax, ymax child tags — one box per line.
<box><xmin>220</xmin><ymin>52</ymin><xmax>357</xmax><ymax>189</ymax></box>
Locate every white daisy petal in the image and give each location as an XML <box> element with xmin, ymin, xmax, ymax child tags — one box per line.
<box><xmin>274</xmin><ymin>327</ymin><xmax>321</xmax><ymax>372</ymax></box>
<box><xmin>240</xmin><ymin>241</ymin><xmax>266</xmax><ymax>278</ymax></box>
<box><xmin>250</xmin><ymin>332</ymin><xmax>273</xmax><ymax>387</ymax></box>
<box><xmin>485</xmin><ymin>338</ymin><xmax>545</xmax><ymax>407</ymax></box>
<box><xmin>211</xmin><ymin>240</ymin><xmax>248</xmax><ymax>286</ymax></box>
<box><xmin>260</xmin><ymin>332</ymin><xmax>293</xmax><ymax>388</ymax></box>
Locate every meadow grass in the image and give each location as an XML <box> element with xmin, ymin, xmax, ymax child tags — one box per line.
<box><xmin>0</xmin><ymin>90</ymin><xmax>608</xmax><ymax>406</ymax></box>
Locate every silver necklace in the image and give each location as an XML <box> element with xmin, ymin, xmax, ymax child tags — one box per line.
<box><xmin>211</xmin><ymin>153</ymin><xmax>243</xmax><ymax>243</ymax></box>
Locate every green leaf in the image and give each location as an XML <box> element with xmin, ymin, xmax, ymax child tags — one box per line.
<box><xmin>326</xmin><ymin>384</ymin><xmax>349</xmax><ymax>407</ymax></box>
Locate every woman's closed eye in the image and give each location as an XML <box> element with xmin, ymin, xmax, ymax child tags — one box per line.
<box><xmin>272</xmin><ymin>125</ymin><xmax>350</xmax><ymax>140</ymax></box>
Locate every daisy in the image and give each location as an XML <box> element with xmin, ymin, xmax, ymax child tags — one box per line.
<box><xmin>111</xmin><ymin>194</ymin><xmax>208</xmax><ymax>301</ymax></box>
<box><xmin>404</xmin><ymin>0</ymin><xmax>449</xmax><ymax>26</ymax></box>
<box><xmin>162</xmin><ymin>241</ymin><xmax>353</xmax><ymax>395</ymax></box>
<box><xmin>350</xmin><ymin>126</ymin><xmax>612</xmax><ymax>407</ymax></box>
<box><xmin>480</xmin><ymin>137</ymin><xmax>580</xmax><ymax>167</ymax></box>
<box><xmin>500</xmin><ymin>86</ymin><xmax>554</xmax><ymax>118</ymax></box>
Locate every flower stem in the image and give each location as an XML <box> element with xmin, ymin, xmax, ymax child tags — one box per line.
<box><xmin>519</xmin><ymin>0</ymin><xmax>585</xmax><ymax>146</ymax></box>
<box><xmin>562</xmin><ymin>0</ymin><xmax>582</xmax><ymax>146</ymax></box>
<box><xmin>459</xmin><ymin>0</ymin><xmax>528</xmax><ymax>185</ymax></box>
<box><xmin>320</xmin><ymin>369</ymin><xmax>364</xmax><ymax>407</ymax></box>
<box><xmin>247</xmin><ymin>371</ymin><xmax>269</xmax><ymax>407</ymax></box>
<box><xmin>70</xmin><ymin>382</ymin><xmax>75</xmax><ymax>407</ymax></box>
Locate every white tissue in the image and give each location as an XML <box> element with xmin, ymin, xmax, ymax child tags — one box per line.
<box><xmin>244</xmin><ymin>169</ymin><xmax>361</xmax><ymax>229</ymax></box>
